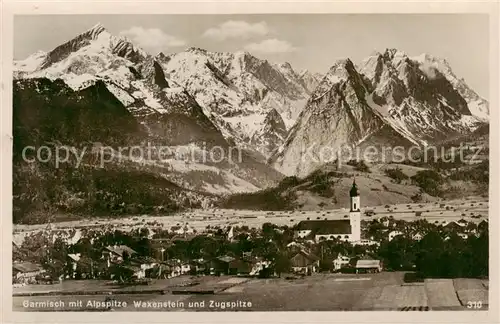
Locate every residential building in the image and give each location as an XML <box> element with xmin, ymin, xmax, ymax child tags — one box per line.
<box><xmin>103</xmin><ymin>245</ymin><xmax>137</xmax><ymax>266</ymax></box>
<box><xmin>68</xmin><ymin>253</ymin><xmax>81</xmax><ymax>278</ymax></box>
<box><xmin>170</xmin><ymin>224</ymin><xmax>195</xmax><ymax>235</ymax></box>
<box><xmin>412</xmin><ymin>232</ymin><xmax>423</xmax><ymax>241</ymax></box>
<box><xmin>333</xmin><ymin>254</ymin><xmax>350</xmax><ymax>271</ymax></box>
<box><xmin>12</xmin><ymin>262</ymin><xmax>45</xmax><ymax>284</ymax></box>
<box><xmin>355</xmin><ymin>259</ymin><xmax>382</xmax><ymax>273</ymax></box>
<box><xmin>443</xmin><ymin>221</ymin><xmax>466</xmax><ymax>233</ymax></box>
<box><xmin>290</xmin><ymin>250</ymin><xmax>319</xmax><ymax>275</ymax></box>
<box><xmin>388</xmin><ymin>230</ymin><xmax>404</xmax><ymax>241</ymax></box>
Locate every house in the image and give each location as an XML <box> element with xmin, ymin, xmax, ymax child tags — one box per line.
<box><xmin>444</xmin><ymin>233</ymin><xmax>469</xmax><ymax>240</ymax></box>
<box><xmin>228</xmin><ymin>257</ymin><xmax>272</xmax><ymax>276</ymax></box>
<box><xmin>208</xmin><ymin>255</ymin><xmax>236</xmax><ymax>275</ymax></box>
<box><xmin>354</xmin><ymin>239</ymin><xmax>380</xmax><ymax>247</ymax></box>
<box><xmin>249</xmin><ymin>258</ymin><xmax>272</xmax><ymax>276</ymax></box>
<box><xmin>103</xmin><ymin>245</ymin><xmax>137</xmax><ymax>266</ymax></box>
<box><xmin>478</xmin><ymin>220</ymin><xmax>489</xmax><ymax>232</ymax></box>
<box><xmin>289</xmin><ymin>250</ymin><xmax>319</xmax><ymax>275</ymax></box>
<box><xmin>118</xmin><ymin>256</ymin><xmax>161</xmax><ymax>279</ymax></box>
<box><xmin>228</xmin><ymin>259</ymin><xmax>253</xmax><ymax>275</ymax></box>
<box><xmin>161</xmin><ymin>259</ymin><xmax>190</xmax><ymax>278</ymax></box>
<box><xmin>170</xmin><ymin>224</ymin><xmax>195</xmax><ymax>235</ymax></box>
<box><xmin>333</xmin><ymin>254</ymin><xmax>351</xmax><ymax>271</ymax></box>
<box><xmin>388</xmin><ymin>230</ymin><xmax>404</xmax><ymax>241</ymax></box>
<box><xmin>412</xmin><ymin>232</ymin><xmax>423</xmax><ymax>241</ymax></box>
<box><xmin>190</xmin><ymin>259</ymin><xmax>209</xmax><ymax>274</ymax></box>
<box><xmin>68</xmin><ymin>253</ymin><xmax>81</xmax><ymax>278</ymax></box>
<box><xmin>171</xmin><ymin>234</ymin><xmax>197</xmax><ymax>243</ymax></box>
<box><xmin>287</xmin><ymin>241</ymin><xmax>307</xmax><ymax>250</ymax></box>
<box><xmin>355</xmin><ymin>259</ymin><xmax>382</xmax><ymax>273</ymax></box>
<box><xmin>120</xmin><ymin>264</ymin><xmax>145</xmax><ymax>279</ymax></box>
<box><xmin>364</xmin><ymin>209</ymin><xmax>375</xmax><ymax>216</ymax></box>
<box><xmin>12</xmin><ymin>262</ymin><xmax>45</xmax><ymax>284</ymax></box>
<box><xmin>132</xmin><ymin>256</ymin><xmax>158</xmax><ymax>273</ymax></box>
<box><xmin>443</xmin><ymin>221</ymin><xmax>466</xmax><ymax>233</ymax></box>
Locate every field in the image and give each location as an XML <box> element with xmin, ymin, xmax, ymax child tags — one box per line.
<box><xmin>13</xmin><ymin>272</ymin><xmax>489</xmax><ymax>311</ymax></box>
<box><xmin>13</xmin><ymin>196</ymin><xmax>488</xmax><ymax>243</ymax></box>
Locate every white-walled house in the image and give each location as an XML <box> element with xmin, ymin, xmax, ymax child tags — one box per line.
<box><xmin>294</xmin><ymin>229</ymin><xmax>313</xmax><ymax>239</ymax></box>
<box><xmin>388</xmin><ymin>231</ymin><xmax>404</xmax><ymax>241</ymax></box>
<box><xmin>333</xmin><ymin>254</ymin><xmax>351</xmax><ymax>270</ymax></box>
<box><xmin>412</xmin><ymin>233</ymin><xmax>423</xmax><ymax>241</ymax></box>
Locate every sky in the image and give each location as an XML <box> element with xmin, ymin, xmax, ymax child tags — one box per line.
<box><xmin>14</xmin><ymin>14</ymin><xmax>489</xmax><ymax>98</ymax></box>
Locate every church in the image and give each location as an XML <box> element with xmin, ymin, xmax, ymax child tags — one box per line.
<box><xmin>294</xmin><ymin>179</ymin><xmax>364</xmax><ymax>243</ymax></box>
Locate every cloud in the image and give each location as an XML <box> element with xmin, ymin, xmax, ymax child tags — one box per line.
<box><xmin>244</xmin><ymin>39</ymin><xmax>298</xmax><ymax>54</ymax></box>
<box><xmin>202</xmin><ymin>20</ymin><xmax>270</xmax><ymax>41</ymax></box>
<box><xmin>119</xmin><ymin>27</ymin><xmax>187</xmax><ymax>53</ymax></box>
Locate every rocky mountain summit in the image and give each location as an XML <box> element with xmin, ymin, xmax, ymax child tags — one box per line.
<box><xmin>271</xmin><ymin>49</ymin><xmax>488</xmax><ymax>177</ymax></box>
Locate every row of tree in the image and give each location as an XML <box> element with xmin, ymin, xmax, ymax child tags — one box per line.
<box><xmin>16</xmin><ymin>218</ymin><xmax>489</xmax><ymax>280</ymax></box>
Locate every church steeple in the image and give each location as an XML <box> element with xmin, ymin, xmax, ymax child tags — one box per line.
<box><xmin>350</xmin><ymin>178</ymin><xmax>359</xmax><ymax>197</ymax></box>
<box><xmin>349</xmin><ymin>177</ymin><xmax>361</xmax><ymax>241</ymax></box>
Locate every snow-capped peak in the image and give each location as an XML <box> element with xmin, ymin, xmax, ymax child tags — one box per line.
<box><xmin>86</xmin><ymin>22</ymin><xmax>107</xmax><ymax>39</ymax></box>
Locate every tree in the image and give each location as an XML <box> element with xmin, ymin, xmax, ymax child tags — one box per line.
<box><xmin>378</xmin><ymin>236</ymin><xmax>416</xmax><ymax>271</ymax></box>
<box><xmin>411</xmin><ymin>170</ymin><xmax>443</xmax><ymax>197</ymax></box>
<box><xmin>415</xmin><ymin>231</ymin><xmax>446</xmax><ymax>277</ymax></box>
<box><xmin>319</xmin><ymin>258</ymin><xmax>333</xmax><ymax>272</ymax></box>
<box><xmin>135</xmin><ymin>237</ymin><xmax>152</xmax><ymax>257</ymax></box>
<box><xmin>274</xmin><ymin>254</ymin><xmax>291</xmax><ymax>277</ymax></box>
<box><xmin>122</xmin><ymin>251</ymin><xmax>131</xmax><ymax>262</ymax></box>
<box><xmin>384</xmin><ymin>167</ymin><xmax>409</xmax><ymax>184</ymax></box>
<box><xmin>110</xmin><ymin>264</ymin><xmax>134</xmax><ymax>282</ymax></box>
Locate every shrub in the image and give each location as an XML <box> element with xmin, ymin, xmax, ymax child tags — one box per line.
<box><xmin>346</xmin><ymin>159</ymin><xmax>371</xmax><ymax>173</ymax></box>
<box><xmin>384</xmin><ymin>168</ymin><xmax>409</xmax><ymax>184</ymax></box>
<box><xmin>411</xmin><ymin>170</ymin><xmax>443</xmax><ymax>197</ymax></box>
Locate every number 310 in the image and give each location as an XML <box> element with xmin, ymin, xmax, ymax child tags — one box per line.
<box><xmin>467</xmin><ymin>301</ymin><xmax>483</xmax><ymax>309</ymax></box>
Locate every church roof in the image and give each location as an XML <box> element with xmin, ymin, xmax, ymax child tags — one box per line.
<box><xmin>296</xmin><ymin>220</ymin><xmax>352</xmax><ymax>235</ymax></box>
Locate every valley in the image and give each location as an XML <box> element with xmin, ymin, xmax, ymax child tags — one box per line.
<box><xmin>13</xmin><ymin>196</ymin><xmax>488</xmax><ymax>243</ymax></box>
<box><xmin>12</xmin><ymin>23</ymin><xmax>489</xmax><ymax>226</ymax></box>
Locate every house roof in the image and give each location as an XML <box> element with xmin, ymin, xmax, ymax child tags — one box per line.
<box><xmin>355</xmin><ymin>260</ymin><xmax>381</xmax><ymax>268</ymax></box>
<box><xmin>290</xmin><ymin>251</ymin><xmax>319</xmax><ymax>267</ymax></box>
<box><xmin>68</xmin><ymin>253</ymin><xmax>81</xmax><ymax>262</ymax></box>
<box><xmin>478</xmin><ymin>220</ymin><xmax>489</xmax><ymax>227</ymax></box>
<box><xmin>132</xmin><ymin>256</ymin><xmax>158</xmax><ymax>264</ymax></box>
<box><xmin>171</xmin><ymin>234</ymin><xmax>197</xmax><ymax>242</ymax></box>
<box><xmin>122</xmin><ymin>265</ymin><xmax>142</xmax><ymax>272</ymax></box>
<box><xmin>290</xmin><ymin>251</ymin><xmax>316</xmax><ymax>267</ymax></box>
<box><xmin>297</xmin><ymin>220</ymin><xmax>352</xmax><ymax>235</ymax></box>
<box><xmin>105</xmin><ymin>245</ymin><xmax>137</xmax><ymax>257</ymax></box>
<box><xmin>444</xmin><ymin>221</ymin><xmax>464</xmax><ymax>228</ymax></box>
<box><xmin>217</xmin><ymin>255</ymin><xmax>236</xmax><ymax>263</ymax></box>
<box><xmin>229</xmin><ymin>259</ymin><xmax>254</xmax><ymax>272</ymax></box>
<box><xmin>13</xmin><ymin>262</ymin><xmax>43</xmax><ymax>273</ymax></box>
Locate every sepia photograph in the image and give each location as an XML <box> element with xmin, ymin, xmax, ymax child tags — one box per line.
<box><xmin>5</xmin><ymin>7</ymin><xmax>496</xmax><ymax>317</ymax></box>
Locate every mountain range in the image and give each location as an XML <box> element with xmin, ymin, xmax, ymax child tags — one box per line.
<box><xmin>13</xmin><ymin>23</ymin><xmax>489</xmax><ymax>222</ymax></box>
<box><xmin>270</xmin><ymin>49</ymin><xmax>489</xmax><ymax>176</ymax></box>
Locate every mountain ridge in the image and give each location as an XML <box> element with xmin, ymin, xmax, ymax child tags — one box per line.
<box><xmin>271</xmin><ymin>48</ymin><xmax>488</xmax><ymax>177</ymax></box>
<box><xmin>13</xmin><ymin>26</ymin><xmax>489</xmax><ymax>192</ymax></box>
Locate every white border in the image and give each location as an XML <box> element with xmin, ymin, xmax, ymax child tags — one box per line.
<box><xmin>1</xmin><ymin>1</ymin><xmax>499</xmax><ymax>323</ymax></box>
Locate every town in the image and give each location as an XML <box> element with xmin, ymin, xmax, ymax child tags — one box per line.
<box><xmin>13</xmin><ymin>181</ymin><xmax>489</xmax><ymax>311</ymax></box>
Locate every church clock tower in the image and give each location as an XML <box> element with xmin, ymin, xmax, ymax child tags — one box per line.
<box><xmin>349</xmin><ymin>179</ymin><xmax>361</xmax><ymax>241</ymax></box>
